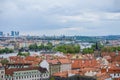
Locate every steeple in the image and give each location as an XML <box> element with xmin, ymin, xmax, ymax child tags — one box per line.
<box><xmin>94</xmin><ymin>42</ymin><xmax>101</xmax><ymax>57</ymax></box>
<box><xmin>95</xmin><ymin>42</ymin><xmax>99</xmax><ymax>50</ymax></box>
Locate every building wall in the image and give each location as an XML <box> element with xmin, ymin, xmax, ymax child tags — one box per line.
<box><xmin>110</xmin><ymin>73</ymin><xmax>120</xmax><ymax>78</ymax></box>
<box><xmin>39</xmin><ymin>60</ymin><xmax>49</xmax><ymax>71</ymax></box>
<box><xmin>60</xmin><ymin>64</ymin><xmax>71</xmax><ymax>72</ymax></box>
<box><xmin>5</xmin><ymin>70</ymin><xmax>49</xmax><ymax>80</ymax></box>
<box><xmin>49</xmin><ymin>64</ymin><xmax>60</xmax><ymax>76</ymax></box>
<box><xmin>84</xmin><ymin>71</ymin><xmax>96</xmax><ymax>76</ymax></box>
<box><xmin>0</xmin><ymin>67</ymin><xmax>5</xmax><ymax>80</ymax></box>
<box><xmin>105</xmin><ymin>78</ymin><xmax>112</xmax><ymax>80</ymax></box>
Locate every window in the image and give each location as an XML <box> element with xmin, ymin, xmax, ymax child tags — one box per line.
<box><xmin>1</xmin><ymin>71</ymin><xmax>4</xmax><ymax>74</ymax></box>
<box><xmin>37</xmin><ymin>75</ymin><xmax>39</xmax><ymax>77</ymax></box>
<box><xmin>1</xmin><ymin>75</ymin><xmax>3</xmax><ymax>78</ymax></box>
<box><xmin>114</xmin><ymin>74</ymin><xmax>116</xmax><ymax>76</ymax></box>
<box><xmin>22</xmin><ymin>76</ymin><xmax>23</xmax><ymax>79</ymax></box>
<box><xmin>16</xmin><ymin>77</ymin><xmax>18</xmax><ymax>79</ymax></box>
<box><xmin>19</xmin><ymin>76</ymin><xmax>21</xmax><ymax>79</ymax></box>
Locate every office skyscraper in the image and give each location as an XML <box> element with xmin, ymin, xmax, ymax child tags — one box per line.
<box><xmin>0</xmin><ymin>31</ymin><xmax>3</xmax><ymax>37</ymax></box>
<box><xmin>11</xmin><ymin>31</ymin><xmax>19</xmax><ymax>37</ymax></box>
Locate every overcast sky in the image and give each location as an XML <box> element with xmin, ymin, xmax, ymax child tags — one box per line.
<box><xmin>0</xmin><ymin>0</ymin><xmax>120</xmax><ymax>36</ymax></box>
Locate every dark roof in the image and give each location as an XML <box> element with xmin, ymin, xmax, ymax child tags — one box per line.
<box><xmin>108</xmin><ymin>69</ymin><xmax>120</xmax><ymax>73</ymax></box>
<box><xmin>6</xmin><ymin>63</ymin><xmax>32</xmax><ymax>65</ymax></box>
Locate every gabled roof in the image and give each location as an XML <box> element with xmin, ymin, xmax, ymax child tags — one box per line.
<box><xmin>58</xmin><ymin>58</ymin><xmax>71</xmax><ymax>64</ymax></box>
<box><xmin>47</xmin><ymin>59</ymin><xmax>59</xmax><ymax>64</ymax></box>
<box><xmin>72</xmin><ymin>59</ymin><xmax>98</xmax><ymax>69</ymax></box>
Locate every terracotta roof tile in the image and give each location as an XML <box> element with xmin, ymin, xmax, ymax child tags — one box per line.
<box><xmin>47</xmin><ymin>59</ymin><xmax>59</xmax><ymax>64</ymax></box>
<box><xmin>58</xmin><ymin>59</ymin><xmax>71</xmax><ymax>64</ymax></box>
<box><xmin>72</xmin><ymin>59</ymin><xmax>99</xmax><ymax>69</ymax></box>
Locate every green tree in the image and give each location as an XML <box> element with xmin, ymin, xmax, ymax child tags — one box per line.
<box><xmin>47</xmin><ymin>42</ymin><xmax>53</xmax><ymax>49</ymax></box>
<box><xmin>0</xmin><ymin>49</ymin><xmax>4</xmax><ymax>54</ymax></box>
<box><xmin>101</xmin><ymin>46</ymin><xmax>120</xmax><ymax>52</ymax></box>
<box><xmin>38</xmin><ymin>44</ymin><xmax>44</xmax><ymax>50</ymax></box>
<box><xmin>91</xmin><ymin>43</ymin><xmax>104</xmax><ymax>50</ymax></box>
<box><xmin>82</xmin><ymin>48</ymin><xmax>94</xmax><ymax>54</ymax></box>
<box><xmin>17</xmin><ymin>52</ymin><xmax>30</xmax><ymax>57</ymax></box>
<box><xmin>53</xmin><ymin>44</ymin><xmax>80</xmax><ymax>54</ymax></box>
<box><xmin>0</xmin><ymin>59</ymin><xmax>9</xmax><ymax>66</ymax></box>
<box><xmin>29</xmin><ymin>42</ymin><xmax>53</xmax><ymax>51</ymax></box>
<box><xmin>29</xmin><ymin>43</ymin><xmax>38</xmax><ymax>51</ymax></box>
<box><xmin>0</xmin><ymin>48</ymin><xmax>14</xmax><ymax>54</ymax></box>
<box><xmin>3</xmin><ymin>48</ymin><xmax>10</xmax><ymax>53</ymax></box>
<box><xmin>17</xmin><ymin>52</ymin><xmax>22</xmax><ymax>56</ymax></box>
<box><xmin>74</xmin><ymin>44</ymin><xmax>80</xmax><ymax>53</ymax></box>
<box><xmin>117</xmin><ymin>46</ymin><xmax>120</xmax><ymax>51</ymax></box>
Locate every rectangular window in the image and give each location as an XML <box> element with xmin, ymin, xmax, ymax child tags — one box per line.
<box><xmin>1</xmin><ymin>71</ymin><xmax>4</xmax><ymax>74</ymax></box>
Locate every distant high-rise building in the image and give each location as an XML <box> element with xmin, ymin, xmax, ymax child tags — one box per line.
<box><xmin>11</xmin><ymin>31</ymin><xmax>19</xmax><ymax>37</ymax></box>
<box><xmin>0</xmin><ymin>31</ymin><xmax>3</xmax><ymax>37</ymax></box>
<box><xmin>11</xmin><ymin>31</ymin><xmax>14</xmax><ymax>37</ymax></box>
<box><xmin>15</xmin><ymin>31</ymin><xmax>19</xmax><ymax>36</ymax></box>
<box><xmin>7</xmin><ymin>33</ymin><xmax>10</xmax><ymax>37</ymax></box>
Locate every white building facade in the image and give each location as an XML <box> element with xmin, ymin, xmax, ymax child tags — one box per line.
<box><xmin>5</xmin><ymin>67</ymin><xmax>49</xmax><ymax>80</ymax></box>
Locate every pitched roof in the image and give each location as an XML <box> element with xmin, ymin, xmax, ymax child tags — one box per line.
<box><xmin>58</xmin><ymin>58</ymin><xmax>71</xmax><ymax>64</ymax></box>
<box><xmin>47</xmin><ymin>59</ymin><xmax>59</xmax><ymax>64</ymax></box>
<box><xmin>72</xmin><ymin>59</ymin><xmax>98</xmax><ymax>69</ymax></box>
<box><xmin>96</xmin><ymin>72</ymin><xmax>111</xmax><ymax>80</ymax></box>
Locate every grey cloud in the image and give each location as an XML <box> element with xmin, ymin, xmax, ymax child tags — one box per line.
<box><xmin>0</xmin><ymin>0</ymin><xmax>120</xmax><ymax>36</ymax></box>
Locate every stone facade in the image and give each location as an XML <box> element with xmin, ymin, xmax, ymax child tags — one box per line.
<box><xmin>49</xmin><ymin>63</ymin><xmax>60</xmax><ymax>76</ymax></box>
<box><xmin>60</xmin><ymin>63</ymin><xmax>71</xmax><ymax>72</ymax></box>
<box><xmin>40</xmin><ymin>60</ymin><xmax>61</xmax><ymax>76</ymax></box>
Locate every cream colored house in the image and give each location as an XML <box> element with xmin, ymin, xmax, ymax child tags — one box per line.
<box><xmin>58</xmin><ymin>58</ymin><xmax>71</xmax><ymax>72</ymax></box>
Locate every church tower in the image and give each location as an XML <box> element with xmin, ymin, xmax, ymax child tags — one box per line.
<box><xmin>94</xmin><ymin>42</ymin><xmax>101</xmax><ymax>57</ymax></box>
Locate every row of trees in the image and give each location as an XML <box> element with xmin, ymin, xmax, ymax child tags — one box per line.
<box><xmin>29</xmin><ymin>42</ymin><xmax>53</xmax><ymax>51</ymax></box>
<box><xmin>0</xmin><ymin>59</ymin><xmax>9</xmax><ymax>65</ymax></box>
<box><xmin>82</xmin><ymin>48</ymin><xmax>94</xmax><ymax>54</ymax></box>
<box><xmin>53</xmin><ymin>44</ymin><xmax>80</xmax><ymax>54</ymax></box>
<box><xmin>82</xmin><ymin>43</ymin><xmax>120</xmax><ymax>54</ymax></box>
<box><xmin>17</xmin><ymin>52</ymin><xmax>30</xmax><ymax>57</ymax></box>
<box><xmin>82</xmin><ymin>43</ymin><xmax>103</xmax><ymax>54</ymax></box>
<box><xmin>0</xmin><ymin>48</ymin><xmax>14</xmax><ymax>54</ymax></box>
<box><xmin>101</xmin><ymin>46</ymin><xmax>120</xmax><ymax>52</ymax></box>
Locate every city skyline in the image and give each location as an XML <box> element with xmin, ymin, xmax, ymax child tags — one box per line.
<box><xmin>0</xmin><ymin>0</ymin><xmax>120</xmax><ymax>36</ymax></box>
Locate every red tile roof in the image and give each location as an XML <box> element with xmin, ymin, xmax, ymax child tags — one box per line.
<box><xmin>53</xmin><ymin>70</ymin><xmax>82</xmax><ymax>78</ymax></box>
<box><xmin>9</xmin><ymin>56</ymin><xmax>42</xmax><ymax>66</ymax></box>
<box><xmin>96</xmin><ymin>72</ymin><xmax>111</xmax><ymax>80</ymax></box>
<box><xmin>114</xmin><ymin>78</ymin><xmax>120</xmax><ymax>80</ymax></box>
<box><xmin>47</xmin><ymin>59</ymin><xmax>59</xmax><ymax>64</ymax></box>
<box><xmin>72</xmin><ymin>59</ymin><xmax>98</xmax><ymax>69</ymax></box>
<box><xmin>58</xmin><ymin>58</ymin><xmax>71</xmax><ymax>64</ymax></box>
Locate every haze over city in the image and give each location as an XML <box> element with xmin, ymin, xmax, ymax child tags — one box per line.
<box><xmin>0</xmin><ymin>0</ymin><xmax>120</xmax><ymax>36</ymax></box>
